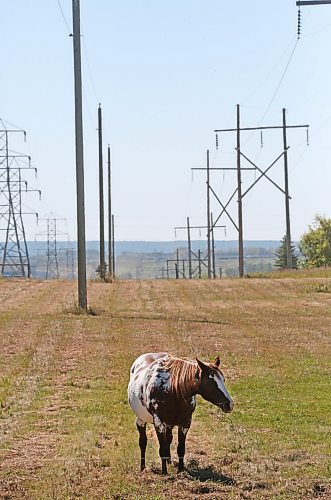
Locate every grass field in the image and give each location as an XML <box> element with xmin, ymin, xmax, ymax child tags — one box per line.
<box><xmin>0</xmin><ymin>270</ymin><xmax>330</xmax><ymax>499</ymax></box>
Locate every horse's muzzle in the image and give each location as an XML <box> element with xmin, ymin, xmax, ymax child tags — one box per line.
<box><xmin>219</xmin><ymin>400</ymin><xmax>234</xmax><ymax>413</ymax></box>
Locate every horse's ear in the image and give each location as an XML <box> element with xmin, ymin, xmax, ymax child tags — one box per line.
<box><xmin>196</xmin><ymin>357</ymin><xmax>209</xmax><ymax>372</ymax></box>
<box><xmin>214</xmin><ymin>356</ymin><xmax>221</xmax><ymax>367</ymax></box>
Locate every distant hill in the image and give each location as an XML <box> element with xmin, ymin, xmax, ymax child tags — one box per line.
<box><xmin>26</xmin><ymin>240</ymin><xmax>283</xmax><ymax>256</ymax></box>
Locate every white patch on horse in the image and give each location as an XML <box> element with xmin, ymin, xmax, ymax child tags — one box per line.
<box><xmin>150</xmin><ymin>398</ymin><xmax>159</xmax><ymax>410</ymax></box>
<box><xmin>153</xmin><ymin>414</ymin><xmax>168</xmax><ymax>433</ymax></box>
<box><xmin>128</xmin><ymin>385</ymin><xmax>154</xmax><ymax>424</ymax></box>
<box><xmin>211</xmin><ymin>372</ymin><xmax>234</xmax><ymax>409</ymax></box>
<box><xmin>153</xmin><ymin>370</ymin><xmax>171</xmax><ymax>391</ymax></box>
<box><xmin>128</xmin><ymin>356</ymin><xmax>156</xmax><ymax>425</ymax></box>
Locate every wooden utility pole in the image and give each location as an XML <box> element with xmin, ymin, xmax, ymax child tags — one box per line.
<box><xmin>111</xmin><ymin>214</ymin><xmax>115</xmax><ymax>278</ymax></box>
<box><xmin>206</xmin><ymin>150</ymin><xmax>211</xmax><ymax>278</ymax></box>
<box><xmin>98</xmin><ymin>104</ymin><xmax>105</xmax><ymax>280</ymax></box>
<box><xmin>187</xmin><ymin>217</ymin><xmax>192</xmax><ymax>279</ymax></box>
<box><xmin>72</xmin><ymin>0</ymin><xmax>87</xmax><ymax>310</ymax></box>
<box><xmin>176</xmin><ymin>249</ymin><xmax>179</xmax><ymax>272</ymax></box>
<box><xmin>282</xmin><ymin>108</ymin><xmax>293</xmax><ymax>268</ymax></box>
<box><xmin>236</xmin><ymin>105</ymin><xmax>244</xmax><ymax>277</ymax></box>
<box><xmin>211</xmin><ymin>212</ymin><xmax>216</xmax><ymax>279</ymax></box>
<box><xmin>174</xmin><ymin>221</ymin><xmax>224</xmax><ymax>279</ymax></box>
<box><xmin>107</xmin><ymin>145</ymin><xmax>112</xmax><ymax>278</ymax></box>
<box><xmin>198</xmin><ymin>249</ymin><xmax>202</xmax><ymax>278</ymax></box>
<box><xmin>214</xmin><ymin>106</ymin><xmax>309</xmax><ymax>275</ymax></box>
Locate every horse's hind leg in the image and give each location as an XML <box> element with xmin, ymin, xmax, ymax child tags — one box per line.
<box><xmin>136</xmin><ymin>418</ymin><xmax>147</xmax><ymax>471</ymax></box>
<box><xmin>155</xmin><ymin>424</ymin><xmax>172</xmax><ymax>475</ymax></box>
<box><xmin>177</xmin><ymin>425</ymin><xmax>189</xmax><ymax>472</ymax></box>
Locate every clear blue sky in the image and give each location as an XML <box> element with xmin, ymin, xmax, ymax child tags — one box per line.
<box><xmin>1</xmin><ymin>1</ymin><xmax>331</xmax><ymax>242</ymax></box>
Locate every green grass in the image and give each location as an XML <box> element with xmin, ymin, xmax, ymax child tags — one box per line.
<box><xmin>0</xmin><ymin>275</ymin><xmax>330</xmax><ymax>498</ymax></box>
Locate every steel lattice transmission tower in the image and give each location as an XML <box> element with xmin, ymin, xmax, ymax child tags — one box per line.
<box><xmin>0</xmin><ymin>128</ymin><xmax>39</xmax><ymax>277</ymax></box>
<box><xmin>36</xmin><ymin>215</ymin><xmax>67</xmax><ymax>279</ymax></box>
<box><xmin>46</xmin><ymin>218</ymin><xmax>59</xmax><ymax>279</ymax></box>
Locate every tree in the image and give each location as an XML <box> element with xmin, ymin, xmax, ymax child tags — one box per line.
<box><xmin>274</xmin><ymin>235</ymin><xmax>298</xmax><ymax>269</ymax></box>
<box><xmin>299</xmin><ymin>215</ymin><xmax>331</xmax><ymax>268</ymax></box>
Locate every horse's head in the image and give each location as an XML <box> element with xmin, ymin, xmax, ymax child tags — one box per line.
<box><xmin>196</xmin><ymin>356</ymin><xmax>234</xmax><ymax>413</ymax></box>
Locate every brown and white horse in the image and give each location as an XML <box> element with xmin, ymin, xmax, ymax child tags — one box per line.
<box><xmin>128</xmin><ymin>352</ymin><xmax>234</xmax><ymax>474</ymax></box>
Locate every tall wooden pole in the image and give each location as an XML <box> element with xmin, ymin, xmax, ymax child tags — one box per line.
<box><xmin>187</xmin><ymin>216</ymin><xmax>192</xmax><ymax>279</ymax></box>
<box><xmin>282</xmin><ymin>108</ymin><xmax>293</xmax><ymax>268</ymax></box>
<box><xmin>198</xmin><ymin>249</ymin><xmax>202</xmax><ymax>279</ymax></box>
<box><xmin>72</xmin><ymin>0</ymin><xmax>87</xmax><ymax>309</ymax></box>
<box><xmin>206</xmin><ymin>150</ymin><xmax>211</xmax><ymax>278</ymax></box>
<box><xmin>98</xmin><ymin>104</ymin><xmax>105</xmax><ymax>280</ymax></box>
<box><xmin>107</xmin><ymin>145</ymin><xmax>112</xmax><ymax>277</ymax></box>
<box><xmin>237</xmin><ymin>104</ymin><xmax>244</xmax><ymax>277</ymax></box>
<box><xmin>111</xmin><ymin>214</ymin><xmax>115</xmax><ymax>278</ymax></box>
<box><xmin>176</xmin><ymin>249</ymin><xmax>179</xmax><ymax>278</ymax></box>
<box><xmin>211</xmin><ymin>212</ymin><xmax>216</xmax><ymax>279</ymax></box>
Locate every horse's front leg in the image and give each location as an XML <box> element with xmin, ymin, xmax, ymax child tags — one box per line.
<box><xmin>154</xmin><ymin>418</ymin><xmax>172</xmax><ymax>474</ymax></box>
<box><xmin>177</xmin><ymin>424</ymin><xmax>190</xmax><ymax>472</ymax></box>
<box><xmin>136</xmin><ymin>418</ymin><xmax>147</xmax><ymax>471</ymax></box>
<box><xmin>166</xmin><ymin>426</ymin><xmax>173</xmax><ymax>464</ymax></box>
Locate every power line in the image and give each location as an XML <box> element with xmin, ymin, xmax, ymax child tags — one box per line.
<box><xmin>241</xmin><ymin>38</ymin><xmax>300</xmax><ymax>154</ymax></box>
<box><xmin>81</xmin><ymin>33</ymin><xmax>99</xmax><ymax>102</ymax></box>
<box><xmin>56</xmin><ymin>0</ymin><xmax>72</xmax><ymax>34</ymax></box>
<box><xmin>257</xmin><ymin>40</ymin><xmax>299</xmax><ymax>128</ymax></box>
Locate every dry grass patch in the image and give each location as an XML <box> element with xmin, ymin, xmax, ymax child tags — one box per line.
<box><xmin>0</xmin><ymin>272</ymin><xmax>330</xmax><ymax>498</ymax></box>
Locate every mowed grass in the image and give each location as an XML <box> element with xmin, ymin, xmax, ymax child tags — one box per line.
<box><xmin>0</xmin><ymin>270</ymin><xmax>330</xmax><ymax>499</ymax></box>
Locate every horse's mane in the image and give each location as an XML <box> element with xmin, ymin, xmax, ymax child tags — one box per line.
<box><xmin>162</xmin><ymin>356</ymin><xmax>198</xmax><ymax>401</ymax></box>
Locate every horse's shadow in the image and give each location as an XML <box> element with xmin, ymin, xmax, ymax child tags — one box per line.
<box><xmin>186</xmin><ymin>461</ymin><xmax>236</xmax><ymax>485</ymax></box>
<box><xmin>151</xmin><ymin>459</ymin><xmax>236</xmax><ymax>486</ymax></box>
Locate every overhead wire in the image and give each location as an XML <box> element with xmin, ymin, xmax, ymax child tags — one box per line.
<box><xmin>237</xmin><ymin>35</ymin><xmax>301</xmax><ymax>189</ymax></box>
<box><xmin>256</xmin><ymin>39</ymin><xmax>299</xmax><ymax>128</ymax></box>
<box><xmin>54</xmin><ymin>0</ymin><xmax>102</xmax><ymax>131</ymax></box>
<box><xmin>56</xmin><ymin>0</ymin><xmax>72</xmax><ymax>35</ymax></box>
<box><xmin>0</xmin><ymin>118</ymin><xmax>26</xmax><ymax>131</ymax></box>
<box><xmin>81</xmin><ymin>31</ymin><xmax>100</xmax><ymax>104</ymax></box>
<box><xmin>245</xmin><ymin>9</ymin><xmax>331</xmax><ymax>182</ymax></box>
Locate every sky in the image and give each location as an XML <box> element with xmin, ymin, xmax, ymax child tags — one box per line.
<box><xmin>1</xmin><ymin>0</ymin><xmax>331</xmax><ymax>243</ymax></box>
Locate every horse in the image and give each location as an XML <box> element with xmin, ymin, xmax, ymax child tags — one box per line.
<box><xmin>128</xmin><ymin>352</ymin><xmax>234</xmax><ymax>474</ymax></box>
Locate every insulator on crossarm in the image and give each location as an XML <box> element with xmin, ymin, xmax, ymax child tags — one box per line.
<box><xmin>216</xmin><ymin>133</ymin><xmax>219</xmax><ymax>150</ymax></box>
<box><xmin>297</xmin><ymin>8</ymin><xmax>302</xmax><ymax>39</ymax></box>
<box><xmin>306</xmin><ymin>128</ymin><xmax>309</xmax><ymax>146</ymax></box>
<box><xmin>260</xmin><ymin>130</ymin><xmax>263</xmax><ymax>148</ymax></box>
